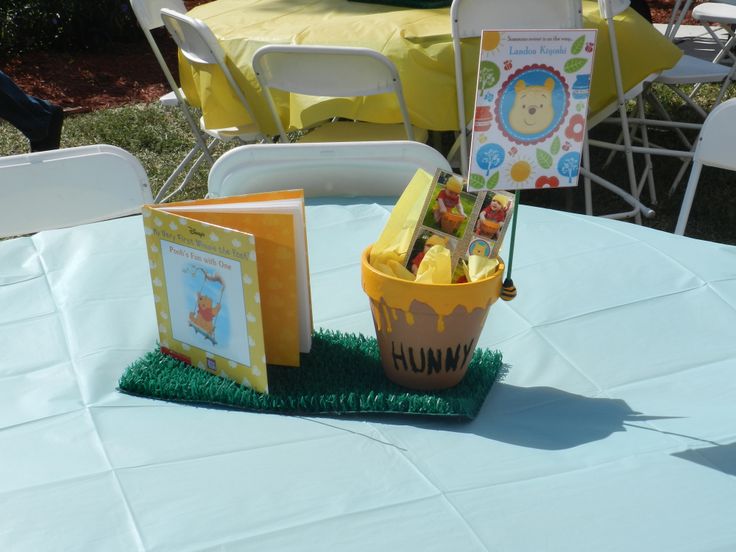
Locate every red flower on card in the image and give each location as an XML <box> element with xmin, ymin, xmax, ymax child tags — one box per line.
<box><xmin>565</xmin><ymin>114</ymin><xmax>586</xmax><ymax>142</ymax></box>
<box><xmin>535</xmin><ymin>176</ymin><xmax>560</xmax><ymax>188</ymax></box>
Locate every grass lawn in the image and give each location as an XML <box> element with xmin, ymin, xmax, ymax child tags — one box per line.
<box><xmin>0</xmin><ymin>82</ymin><xmax>734</xmax><ymax>245</ymax></box>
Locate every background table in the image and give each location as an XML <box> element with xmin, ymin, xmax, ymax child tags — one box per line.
<box><xmin>180</xmin><ymin>0</ymin><xmax>682</xmax><ymax>135</ymax></box>
<box><xmin>1</xmin><ymin>201</ymin><xmax>735</xmax><ymax>550</ymax></box>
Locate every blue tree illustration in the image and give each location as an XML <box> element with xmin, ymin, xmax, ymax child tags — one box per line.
<box><xmin>557</xmin><ymin>152</ymin><xmax>581</xmax><ymax>184</ymax></box>
<box><xmin>476</xmin><ymin>143</ymin><xmax>505</xmax><ymax>177</ymax></box>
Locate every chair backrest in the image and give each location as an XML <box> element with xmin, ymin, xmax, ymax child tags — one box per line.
<box><xmin>0</xmin><ymin>145</ymin><xmax>153</xmax><ymax>238</ymax></box>
<box><xmin>450</xmin><ymin>0</ymin><xmax>583</xmax><ymax>175</ymax></box>
<box><xmin>597</xmin><ymin>0</ymin><xmax>630</xmax><ymax>20</ymax></box>
<box><xmin>160</xmin><ymin>8</ymin><xmax>261</xmax><ymax>130</ymax></box>
<box><xmin>130</xmin><ymin>0</ymin><xmax>186</xmax><ymax>31</ymax></box>
<box><xmin>693</xmin><ymin>97</ymin><xmax>736</xmax><ymax>170</ymax></box>
<box><xmin>674</xmin><ymin>97</ymin><xmax>736</xmax><ymax>234</ymax></box>
<box><xmin>451</xmin><ymin>0</ymin><xmax>582</xmax><ymax>40</ymax></box>
<box><xmin>207</xmin><ymin>141</ymin><xmax>452</xmax><ymax>198</ymax></box>
<box><xmin>252</xmin><ymin>44</ymin><xmax>414</xmax><ymax>142</ymax></box>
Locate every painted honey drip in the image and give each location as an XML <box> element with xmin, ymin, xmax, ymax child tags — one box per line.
<box><xmin>362</xmin><ymin>247</ymin><xmax>504</xmax><ymax>321</ymax></box>
<box><xmin>381</xmin><ymin>303</ymin><xmax>393</xmax><ymax>333</ymax></box>
<box><xmin>370</xmin><ymin>302</ymin><xmax>383</xmax><ymax>331</ymax></box>
<box><xmin>372</xmin><ymin>298</ymin><xmax>451</xmax><ymax>333</ymax></box>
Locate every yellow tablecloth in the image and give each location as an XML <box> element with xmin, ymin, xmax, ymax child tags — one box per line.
<box><xmin>180</xmin><ymin>0</ymin><xmax>682</xmax><ymax>135</ymax></box>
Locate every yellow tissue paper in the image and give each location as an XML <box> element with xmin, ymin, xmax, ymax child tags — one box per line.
<box><xmin>369</xmin><ymin>169</ymin><xmax>434</xmax><ymax>269</ymax></box>
<box><xmin>468</xmin><ymin>255</ymin><xmax>500</xmax><ymax>282</ymax></box>
<box><xmin>414</xmin><ymin>245</ymin><xmax>452</xmax><ymax>284</ymax></box>
<box><xmin>373</xmin><ymin>258</ymin><xmax>416</xmax><ymax>281</ymax></box>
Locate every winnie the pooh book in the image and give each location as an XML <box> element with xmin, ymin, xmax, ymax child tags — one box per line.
<box><xmin>142</xmin><ymin>190</ymin><xmax>312</xmax><ymax>393</ymax></box>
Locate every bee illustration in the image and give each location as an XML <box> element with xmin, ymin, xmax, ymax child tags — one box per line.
<box><xmin>501</xmin><ymin>277</ymin><xmax>517</xmax><ymax>301</ymax></box>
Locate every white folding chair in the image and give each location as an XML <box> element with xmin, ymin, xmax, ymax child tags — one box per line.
<box><xmin>691</xmin><ymin>1</ymin><xmax>736</xmax><ymax>66</ymax></box>
<box><xmin>598</xmin><ymin>0</ymin><xmax>733</xmax><ymax>208</ymax></box>
<box><xmin>583</xmin><ymin>0</ymin><xmax>731</xmax><ymax>222</ymax></box>
<box><xmin>159</xmin><ymin>8</ymin><xmax>269</xmax><ymax>199</ymax></box>
<box><xmin>449</xmin><ymin>0</ymin><xmax>583</xmax><ymax>177</ymax></box>
<box><xmin>251</xmin><ymin>44</ymin><xmax>428</xmax><ymax>145</ymax></box>
<box><xmin>675</xmin><ymin>97</ymin><xmax>736</xmax><ymax>235</ymax></box>
<box><xmin>660</xmin><ymin>0</ymin><xmax>736</xmax><ymax>69</ymax></box>
<box><xmin>208</xmin><ymin>141</ymin><xmax>451</xmax><ymax>198</ymax></box>
<box><xmin>664</xmin><ymin>0</ymin><xmax>696</xmax><ymax>40</ymax></box>
<box><xmin>649</xmin><ymin>0</ymin><xmax>736</xmax><ymax>122</ymax></box>
<box><xmin>129</xmin><ymin>0</ymin><xmax>215</xmax><ymax>202</ymax></box>
<box><xmin>643</xmin><ymin>0</ymin><xmax>736</xmax><ymax>120</ymax></box>
<box><xmin>0</xmin><ymin>145</ymin><xmax>152</xmax><ymax>238</ymax></box>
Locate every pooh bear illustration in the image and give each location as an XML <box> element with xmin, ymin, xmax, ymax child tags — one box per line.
<box><xmin>189</xmin><ymin>293</ymin><xmax>221</xmax><ymax>336</ymax></box>
<box><xmin>508</xmin><ymin>77</ymin><xmax>555</xmax><ymax>135</ymax></box>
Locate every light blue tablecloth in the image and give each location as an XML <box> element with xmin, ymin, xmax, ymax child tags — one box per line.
<box><xmin>1</xmin><ymin>203</ymin><xmax>735</xmax><ymax>551</ymax></box>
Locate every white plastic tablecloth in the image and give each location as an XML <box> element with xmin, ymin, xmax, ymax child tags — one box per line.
<box><xmin>1</xmin><ymin>202</ymin><xmax>735</xmax><ymax>551</ymax></box>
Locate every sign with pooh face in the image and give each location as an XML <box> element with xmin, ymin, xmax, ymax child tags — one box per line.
<box><xmin>468</xmin><ymin>29</ymin><xmax>597</xmax><ymax>192</ymax></box>
<box><xmin>503</xmin><ymin>71</ymin><xmax>567</xmax><ymax>142</ymax></box>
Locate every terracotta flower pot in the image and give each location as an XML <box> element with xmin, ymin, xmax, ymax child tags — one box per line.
<box><xmin>361</xmin><ymin>246</ymin><xmax>503</xmax><ymax>390</ymax></box>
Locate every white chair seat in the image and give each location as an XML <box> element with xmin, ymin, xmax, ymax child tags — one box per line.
<box><xmin>298</xmin><ymin>122</ymin><xmax>429</xmax><ymax>144</ymax></box>
<box><xmin>158</xmin><ymin>88</ymin><xmax>187</xmax><ymax>107</ymax></box>
<box><xmin>693</xmin><ymin>2</ymin><xmax>736</xmax><ymax>25</ymax></box>
<box><xmin>199</xmin><ymin>116</ymin><xmax>262</xmax><ymax>142</ymax></box>
<box><xmin>158</xmin><ymin>90</ymin><xmax>179</xmax><ymax>107</ymax></box>
<box><xmin>657</xmin><ymin>54</ymin><xmax>731</xmax><ymax>84</ymax></box>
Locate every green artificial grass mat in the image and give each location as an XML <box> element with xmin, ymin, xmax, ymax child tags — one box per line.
<box><xmin>119</xmin><ymin>329</ymin><xmax>503</xmax><ymax>419</ymax></box>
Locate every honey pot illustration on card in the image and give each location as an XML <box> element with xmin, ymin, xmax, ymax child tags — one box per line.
<box><xmin>468</xmin><ymin>29</ymin><xmax>597</xmax><ymax>192</ymax></box>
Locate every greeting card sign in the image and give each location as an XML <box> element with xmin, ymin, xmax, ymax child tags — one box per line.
<box><xmin>467</xmin><ymin>29</ymin><xmax>597</xmax><ymax>192</ymax></box>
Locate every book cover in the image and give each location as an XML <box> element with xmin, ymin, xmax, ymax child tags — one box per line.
<box><xmin>467</xmin><ymin>28</ymin><xmax>597</xmax><ymax>192</ymax></box>
<box><xmin>142</xmin><ymin>190</ymin><xmax>312</xmax><ymax>393</ymax></box>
